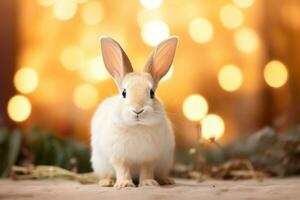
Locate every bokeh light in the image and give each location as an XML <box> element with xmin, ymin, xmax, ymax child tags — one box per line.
<box><xmin>233</xmin><ymin>0</ymin><xmax>255</xmax><ymax>8</ymax></box>
<box><xmin>73</xmin><ymin>83</ymin><xmax>99</xmax><ymax>110</ymax></box>
<box><xmin>7</xmin><ymin>95</ymin><xmax>32</xmax><ymax>122</ymax></box>
<box><xmin>79</xmin><ymin>30</ymin><xmax>99</xmax><ymax>50</ymax></box>
<box><xmin>14</xmin><ymin>67</ymin><xmax>39</xmax><ymax>94</ymax></box>
<box><xmin>141</xmin><ymin>20</ymin><xmax>170</xmax><ymax>46</ymax></box>
<box><xmin>80</xmin><ymin>1</ymin><xmax>104</xmax><ymax>25</ymax></box>
<box><xmin>264</xmin><ymin>60</ymin><xmax>288</xmax><ymax>88</ymax></box>
<box><xmin>189</xmin><ymin>18</ymin><xmax>213</xmax><ymax>43</ymax></box>
<box><xmin>140</xmin><ymin>0</ymin><xmax>162</xmax><ymax>10</ymax></box>
<box><xmin>218</xmin><ymin>64</ymin><xmax>243</xmax><ymax>92</ymax></box>
<box><xmin>234</xmin><ymin>27</ymin><xmax>259</xmax><ymax>53</ymax></box>
<box><xmin>37</xmin><ymin>0</ymin><xmax>54</xmax><ymax>7</ymax></box>
<box><xmin>60</xmin><ymin>46</ymin><xmax>85</xmax><ymax>70</ymax></box>
<box><xmin>137</xmin><ymin>9</ymin><xmax>162</xmax><ymax>27</ymax></box>
<box><xmin>201</xmin><ymin>114</ymin><xmax>225</xmax><ymax>140</ymax></box>
<box><xmin>220</xmin><ymin>4</ymin><xmax>244</xmax><ymax>29</ymax></box>
<box><xmin>183</xmin><ymin>95</ymin><xmax>208</xmax><ymax>121</ymax></box>
<box><xmin>80</xmin><ymin>56</ymin><xmax>110</xmax><ymax>82</ymax></box>
<box><xmin>53</xmin><ymin>0</ymin><xmax>77</xmax><ymax>21</ymax></box>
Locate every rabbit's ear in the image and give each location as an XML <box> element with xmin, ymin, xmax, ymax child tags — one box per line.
<box><xmin>100</xmin><ymin>36</ymin><xmax>133</xmax><ymax>85</ymax></box>
<box><xmin>144</xmin><ymin>36</ymin><xmax>178</xmax><ymax>84</ymax></box>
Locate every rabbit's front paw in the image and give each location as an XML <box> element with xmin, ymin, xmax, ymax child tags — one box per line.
<box><xmin>99</xmin><ymin>178</ymin><xmax>115</xmax><ymax>187</ymax></box>
<box><xmin>139</xmin><ymin>179</ymin><xmax>159</xmax><ymax>187</ymax></box>
<box><xmin>114</xmin><ymin>180</ymin><xmax>135</xmax><ymax>189</ymax></box>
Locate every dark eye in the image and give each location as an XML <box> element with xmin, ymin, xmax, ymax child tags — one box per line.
<box><xmin>122</xmin><ymin>89</ymin><xmax>126</xmax><ymax>98</ymax></box>
<box><xmin>150</xmin><ymin>89</ymin><xmax>155</xmax><ymax>99</ymax></box>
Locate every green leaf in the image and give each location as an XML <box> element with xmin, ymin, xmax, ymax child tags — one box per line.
<box><xmin>0</xmin><ymin>130</ymin><xmax>22</xmax><ymax>177</ymax></box>
<box><xmin>0</xmin><ymin>127</ymin><xmax>8</xmax><ymax>145</ymax></box>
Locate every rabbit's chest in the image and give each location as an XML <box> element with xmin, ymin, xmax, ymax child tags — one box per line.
<box><xmin>103</xmin><ymin>126</ymin><xmax>164</xmax><ymax>164</ymax></box>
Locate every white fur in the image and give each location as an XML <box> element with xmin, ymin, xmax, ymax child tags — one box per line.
<box><xmin>91</xmin><ymin>93</ymin><xmax>175</xmax><ymax>179</ymax></box>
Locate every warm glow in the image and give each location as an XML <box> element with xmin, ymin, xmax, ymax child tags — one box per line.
<box><xmin>233</xmin><ymin>0</ymin><xmax>255</xmax><ymax>8</ymax></box>
<box><xmin>7</xmin><ymin>95</ymin><xmax>32</xmax><ymax>122</ymax></box>
<box><xmin>73</xmin><ymin>84</ymin><xmax>99</xmax><ymax>110</ymax></box>
<box><xmin>140</xmin><ymin>0</ymin><xmax>162</xmax><ymax>9</ymax></box>
<box><xmin>53</xmin><ymin>0</ymin><xmax>77</xmax><ymax>21</ymax></box>
<box><xmin>80</xmin><ymin>1</ymin><xmax>104</xmax><ymax>25</ymax></box>
<box><xmin>201</xmin><ymin>114</ymin><xmax>225</xmax><ymax>140</ymax></box>
<box><xmin>79</xmin><ymin>30</ymin><xmax>99</xmax><ymax>50</ymax></box>
<box><xmin>189</xmin><ymin>18</ymin><xmax>213</xmax><ymax>43</ymax></box>
<box><xmin>234</xmin><ymin>27</ymin><xmax>259</xmax><ymax>53</ymax></box>
<box><xmin>264</xmin><ymin>60</ymin><xmax>288</xmax><ymax>88</ymax></box>
<box><xmin>60</xmin><ymin>46</ymin><xmax>85</xmax><ymax>70</ymax></box>
<box><xmin>37</xmin><ymin>0</ymin><xmax>54</xmax><ymax>7</ymax></box>
<box><xmin>183</xmin><ymin>95</ymin><xmax>208</xmax><ymax>121</ymax></box>
<box><xmin>220</xmin><ymin>4</ymin><xmax>244</xmax><ymax>29</ymax></box>
<box><xmin>161</xmin><ymin>66</ymin><xmax>174</xmax><ymax>81</ymax></box>
<box><xmin>80</xmin><ymin>56</ymin><xmax>110</xmax><ymax>82</ymax></box>
<box><xmin>218</xmin><ymin>65</ymin><xmax>243</xmax><ymax>92</ymax></box>
<box><xmin>14</xmin><ymin>67</ymin><xmax>39</xmax><ymax>94</ymax></box>
<box><xmin>77</xmin><ymin>0</ymin><xmax>88</xmax><ymax>3</ymax></box>
<box><xmin>137</xmin><ymin>9</ymin><xmax>162</xmax><ymax>27</ymax></box>
<box><xmin>141</xmin><ymin>20</ymin><xmax>170</xmax><ymax>46</ymax></box>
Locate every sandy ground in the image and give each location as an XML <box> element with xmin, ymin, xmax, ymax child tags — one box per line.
<box><xmin>0</xmin><ymin>178</ymin><xmax>300</xmax><ymax>200</ymax></box>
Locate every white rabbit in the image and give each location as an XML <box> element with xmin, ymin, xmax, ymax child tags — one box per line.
<box><xmin>91</xmin><ymin>36</ymin><xmax>178</xmax><ymax>188</ymax></box>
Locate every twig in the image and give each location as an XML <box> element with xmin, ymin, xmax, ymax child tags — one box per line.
<box><xmin>209</xmin><ymin>137</ymin><xmax>226</xmax><ymax>151</ymax></box>
<box><xmin>243</xmin><ymin>159</ymin><xmax>263</xmax><ymax>182</ymax></box>
<box><xmin>11</xmin><ymin>165</ymin><xmax>99</xmax><ymax>184</ymax></box>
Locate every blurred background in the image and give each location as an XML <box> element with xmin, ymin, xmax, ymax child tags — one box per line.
<box><xmin>1</xmin><ymin>0</ymin><xmax>300</xmax><ymax>150</ymax></box>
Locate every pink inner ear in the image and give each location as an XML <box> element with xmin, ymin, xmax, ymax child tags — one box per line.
<box><xmin>107</xmin><ymin>44</ymin><xmax>122</xmax><ymax>75</ymax></box>
<box><xmin>101</xmin><ymin>39</ymin><xmax>124</xmax><ymax>80</ymax></box>
<box><xmin>100</xmin><ymin>37</ymin><xmax>133</xmax><ymax>84</ymax></box>
<box><xmin>152</xmin><ymin>39</ymin><xmax>177</xmax><ymax>80</ymax></box>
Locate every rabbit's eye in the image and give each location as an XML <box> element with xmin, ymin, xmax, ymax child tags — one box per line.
<box><xmin>122</xmin><ymin>89</ymin><xmax>126</xmax><ymax>98</ymax></box>
<box><xmin>150</xmin><ymin>89</ymin><xmax>155</xmax><ymax>99</ymax></box>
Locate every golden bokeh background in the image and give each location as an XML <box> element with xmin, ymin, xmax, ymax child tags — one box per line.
<box><xmin>1</xmin><ymin>0</ymin><xmax>300</xmax><ymax>149</ymax></box>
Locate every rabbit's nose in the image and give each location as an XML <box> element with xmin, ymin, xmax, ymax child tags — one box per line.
<box><xmin>132</xmin><ymin>109</ymin><xmax>144</xmax><ymax>115</ymax></box>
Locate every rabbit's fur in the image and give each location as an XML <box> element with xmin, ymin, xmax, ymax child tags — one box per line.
<box><xmin>91</xmin><ymin>36</ymin><xmax>178</xmax><ymax>188</ymax></box>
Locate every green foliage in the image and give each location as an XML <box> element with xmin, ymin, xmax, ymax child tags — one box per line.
<box><xmin>0</xmin><ymin>127</ymin><xmax>92</xmax><ymax>178</ymax></box>
<box><xmin>202</xmin><ymin>126</ymin><xmax>300</xmax><ymax>176</ymax></box>
<box><xmin>27</xmin><ymin>127</ymin><xmax>92</xmax><ymax>173</ymax></box>
<box><xmin>0</xmin><ymin>128</ymin><xmax>22</xmax><ymax>177</ymax></box>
